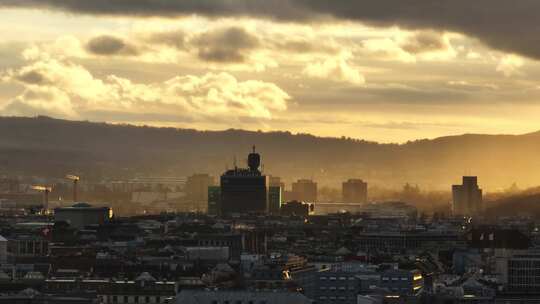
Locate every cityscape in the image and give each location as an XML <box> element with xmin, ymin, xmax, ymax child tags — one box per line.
<box><xmin>2</xmin><ymin>1</ymin><xmax>540</xmax><ymax>304</ymax></box>
<box><xmin>0</xmin><ymin>143</ymin><xmax>538</xmax><ymax>304</ymax></box>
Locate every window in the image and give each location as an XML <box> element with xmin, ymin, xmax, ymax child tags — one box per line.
<box><xmin>320</xmin><ymin>276</ymin><xmax>327</xmax><ymax>280</ymax></box>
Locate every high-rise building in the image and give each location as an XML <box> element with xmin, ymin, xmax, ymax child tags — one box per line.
<box><xmin>219</xmin><ymin>146</ymin><xmax>269</xmax><ymax>215</ymax></box>
<box><xmin>207</xmin><ymin>186</ymin><xmax>221</xmax><ymax>216</ymax></box>
<box><xmin>342</xmin><ymin>179</ymin><xmax>368</xmax><ymax>204</ymax></box>
<box><xmin>452</xmin><ymin>176</ymin><xmax>483</xmax><ymax>216</ymax></box>
<box><xmin>292</xmin><ymin>179</ymin><xmax>317</xmax><ymax>202</ymax></box>
<box><xmin>268</xmin><ymin>186</ymin><xmax>282</xmax><ymax>215</ymax></box>
<box><xmin>186</xmin><ymin>174</ymin><xmax>215</xmax><ymax>210</ymax></box>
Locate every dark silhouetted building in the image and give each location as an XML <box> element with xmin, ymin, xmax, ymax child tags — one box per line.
<box><xmin>207</xmin><ymin>186</ymin><xmax>221</xmax><ymax>216</ymax></box>
<box><xmin>281</xmin><ymin>201</ymin><xmax>314</xmax><ymax>217</ymax></box>
<box><xmin>342</xmin><ymin>179</ymin><xmax>368</xmax><ymax>204</ymax></box>
<box><xmin>268</xmin><ymin>186</ymin><xmax>282</xmax><ymax>215</ymax></box>
<box><xmin>292</xmin><ymin>179</ymin><xmax>317</xmax><ymax>202</ymax></box>
<box><xmin>54</xmin><ymin>203</ymin><xmax>112</xmax><ymax>228</ymax></box>
<box><xmin>452</xmin><ymin>176</ymin><xmax>483</xmax><ymax>216</ymax></box>
<box><xmin>220</xmin><ymin>147</ymin><xmax>269</xmax><ymax>215</ymax></box>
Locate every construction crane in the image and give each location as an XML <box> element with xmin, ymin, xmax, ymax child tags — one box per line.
<box><xmin>31</xmin><ymin>185</ymin><xmax>52</xmax><ymax>211</ymax></box>
<box><xmin>65</xmin><ymin>174</ymin><xmax>80</xmax><ymax>202</ymax></box>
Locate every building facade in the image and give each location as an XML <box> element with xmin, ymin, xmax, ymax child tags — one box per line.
<box><xmin>292</xmin><ymin>179</ymin><xmax>317</xmax><ymax>202</ymax></box>
<box><xmin>452</xmin><ymin>176</ymin><xmax>483</xmax><ymax>216</ymax></box>
<box><xmin>220</xmin><ymin>147</ymin><xmax>269</xmax><ymax>215</ymax></box>
<box><xmin>342</xmin><ymin>179</ymin><xmax>368</xmax><ymax>204</ymax></box>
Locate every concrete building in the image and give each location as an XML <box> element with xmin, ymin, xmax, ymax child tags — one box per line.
<box><xmin>496</xmin><ymin>250</ymin><xmax>540</xmax><ymax>293</ymax></box>
<box><xmin>316</xmin><ymin>270</ymin><xmax>361</xmax><ymax>304</ymax></box>
<box><xmin>45</xmin><ymin>273</ymin><xmax>177</xmax><ymax>304</ymax></box>
<box><xmin>54</xmin><ymin>203</ymin><xmax>112</xmax><ymax>228</ymax></box>
<box><xmin>220</xmin><ymin>147</ymin><xmax>269</xmax><ymax>215</ymax></box>
<box><xmin>6</xmin><ymin>234</ymin><xmax>48</xmax><ymax>258</ymax></box>
<box><xmin>452</xmin><ymin>176</ymin><xmax>483</xmax><ymax>216</ymax></box>
<box><xmin>176</xmin><ymin>290</ymin><xmax>313</xmax><ymax>304</ymax></box>
<box><xmin>380</xmin><ymin>269</ymin><xmax>424</xmax><ymax>296</ymax></box>
<box><xmin>292</xmin><ymin>179</ymin><xmax>317</xmax><ymax>202</ymax></box>
<box><xmin>342</xmin><ymin>179</ymin><xmax>368</xmax><ymax>204</ymax></box>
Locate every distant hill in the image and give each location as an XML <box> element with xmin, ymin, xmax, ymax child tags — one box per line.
<box><xmin>0</xmin><ymin>116</ymin><xmax>539</xmax><ymax>190</ymax></box>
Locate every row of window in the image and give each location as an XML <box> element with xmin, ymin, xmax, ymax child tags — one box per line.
<box><xmin>109</xmin><ymin>295</ymin><xmax>162</xmax><ymax>304</ymax></box>
<box><xmin>319</xmin><ymin>276</ymin><xmax>355</xmax><ymax>281</ymax></box>
<box><xmin>382</xmin><ymin>277</ymin><xmax>409</xmax><ymax>281</ymax></box>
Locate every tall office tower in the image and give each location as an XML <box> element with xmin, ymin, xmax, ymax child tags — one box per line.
<box><xmin>292</xmin><ymin>179</ymin><xmax>318</xmax><ymax>202</ymax></box>
<box><xmin>207</xmin><ymin>186</ymin><xmax>221</xmax><ymax>216</ymax></box>
<box><xmin>342</xmin><ymin>179</ymin><xmax>368</xmax><ymax>204</ymax></box>
<box><xmin>220</xmin><ymin>146</ymin><xmax>269</xmax><ymax>215</ymax></box>
<box><xmin>452</xmin><ymin>176</ymin><xmax>483</xmax><ymax>216</ymax></box>
<box><xmin>268</xmin><ymin>186</ymin><xmax>282</xmax><ymax>215</ymax></box>
<box><xmin>186</xmin><ymin>174</ymin><xmax>215</xmax><ymax>210</ymax></box>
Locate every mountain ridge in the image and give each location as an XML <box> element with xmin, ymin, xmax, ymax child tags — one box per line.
<box><xmin>0</xmin><ymin>115</ymin><xmax>538</xmax><ymax>190</ymax></box>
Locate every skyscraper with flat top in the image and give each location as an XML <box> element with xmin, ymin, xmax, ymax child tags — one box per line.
<box><xmin>292</xmin><ymin>179</ymin><xmax>317</xmax><ymax>202</ymax></box>
<box><xmin>452</xmin><ymin>176</ymin><xmax>483</xmax><ymax>216</ymax></box>
<box><xmin>342</xmin><ymin>179</ymin><xmax>368</xmax><ymax>204</ymax></box>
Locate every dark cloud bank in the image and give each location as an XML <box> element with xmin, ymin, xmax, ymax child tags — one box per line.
<box><xmin>1</xmin><ymin>0</ymin><xmax>539</xmax><ymax>60</ymax></box>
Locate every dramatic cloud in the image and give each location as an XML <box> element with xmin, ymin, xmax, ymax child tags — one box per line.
<box><xmin>86</xmin><ymin>35</ymin><xmax>139</xmax><ymax>56</ymax></box>
<box><xmin>2</xmin><ymin>1</ymin><xmax>540</xmax><ymax>61</ymax></box>
<box><xmin>1</xmin><ymin>51</ymin><xmax>290</xmax><ymax>121</ymax></box>
<box><xmin>193</xmin><ymin>27</ymin><xmax>259</xmax><ymax>63</ymax></box>
<box><xmin>401</xmin><ymin>31</ymin><xmax>448</xmax><ymax>54</ymax></box>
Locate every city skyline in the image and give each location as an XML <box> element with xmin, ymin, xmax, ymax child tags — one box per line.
<box><xmin>2</xmin><ymin>2</ymin><xmax>540</xmax><ymax>142</ymax></box>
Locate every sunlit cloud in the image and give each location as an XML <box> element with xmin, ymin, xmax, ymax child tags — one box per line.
<box><xmin>496</xmin><ymin>54</ymin><xmax>525</xmax><ymax>77</ymax></box>
<box><xmin>1</xmin><ymin>49</ymin><xmax>290</xmax><ymax>122</ymax></box>
<box><xmin>303</xmin><ymin>52</ymin><xmax>365</xmax><ymax>85</ymax></box>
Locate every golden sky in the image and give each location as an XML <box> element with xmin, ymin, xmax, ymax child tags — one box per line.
<box><xmin>1</xmin><ymin>2</ymin><xmax>540</xmax><ymax>143</ymax></box>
